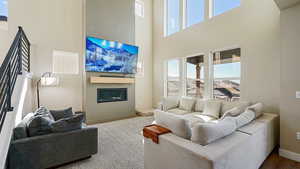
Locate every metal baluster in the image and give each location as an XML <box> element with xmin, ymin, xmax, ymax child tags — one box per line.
<box><xmin>7</xmin><ymin>62</ymin><xmax>13</xmax><ymax>112</ymax></box>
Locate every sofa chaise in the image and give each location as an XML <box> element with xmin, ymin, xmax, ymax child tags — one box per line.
<box><xmin>144</xmin><ymin>97</ymin><xmax>279</xmax><ymax>169</ymax></box>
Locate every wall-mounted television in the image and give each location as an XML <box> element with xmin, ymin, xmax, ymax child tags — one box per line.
<box><xmin>86</xmin><ymin>36</ymin><xmax>139</xmax><ymax>74</ymax></box>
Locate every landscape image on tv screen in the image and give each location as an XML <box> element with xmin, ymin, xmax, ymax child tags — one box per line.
<box><xmin>86</xmin><ymin>37</ymin><xmax>139</xmax><ymax>74</ymax></box>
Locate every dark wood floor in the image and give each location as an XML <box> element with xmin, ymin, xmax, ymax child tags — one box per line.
<box><xmin>260</xmin><ymin>149</ymin><xmax>300</xmax><ymax>169</ymax></box>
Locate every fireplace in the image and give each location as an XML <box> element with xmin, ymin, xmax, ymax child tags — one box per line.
<box><xmin>97</xmin><ymin>88</ymin><xmax>128</xmax><ymax>103</ymax></box>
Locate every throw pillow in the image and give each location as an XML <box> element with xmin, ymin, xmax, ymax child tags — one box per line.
<box><xmin>221</xmin><ymin>101</ymin><xmax>251</xmax><ymax>117</ymax></box>
<box><xmin>220</xmin><ymin>105</ymin><xmax>247</xmax><ymax>120</ymax></box>
<box><xmin>34</xmin><ymin>106</ymin><xmax>55</xmax><ymax>120</ymax></box>
<box><xmin>191</xmin><ymin>118</ymin><xmax>237</xmax><ymax>146</ymax></box>
<box><xmin>202</xmin><ymin>100</ymin><xmax>222</xmax><ymax>119</ymax></box>
<box><xmin>162</xmin><ymin>97</ymin><xmax>179</xmax><ymax>111</ymax></box>
<box><xmin>194</xmin><ymin>99</ymin><xmax>205</xmax><ymax>112</ymax></box>
<box><xmin>179</xmin><ymin>97</ymin><xmax>196</xmax><ymax>112</ymax></box>
<box><xmin>154</xmin><ymin>110</ymin><xmax>190</xmax><ymax>139</ymax></box>
<box><xmin>13</xmin><ymin>112</ymin><xmax>35</xmax><ymax>140</ymax></box>
<box><xmin>27</xmin><ymin>114</ymin><xmax>55</xmax><ymax>137</ymax></box>
<box><xmin>51</xmin><ymin>114</ymin><xmax>84</xmax><ymax>133</ymax></box>
<box><xmin>248</xmin><ymin>103</ymin><xmax>264</xmax><ymax>118</ymax></box>
<box><xmin>50</xmin><ymin>107</ymin><xmax>74</xmax><ymax>121</ymax></box>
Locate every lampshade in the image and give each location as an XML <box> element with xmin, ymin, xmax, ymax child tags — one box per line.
<box><xmin>41</xmin><ymin>76</ymin><xmax>59</xmax><ymax>86</ymax></box>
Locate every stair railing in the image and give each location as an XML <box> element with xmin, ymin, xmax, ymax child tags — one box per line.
<box><xmin>0</xmin><ymin>26</ymin><xmax>30</xmax><ymax>132</ymax></box>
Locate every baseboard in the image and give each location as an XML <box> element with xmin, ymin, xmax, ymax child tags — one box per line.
<box><xmin>279</xmin><ymin>148</ymin><xmax>300</xmax><ymax>162</ymax></box>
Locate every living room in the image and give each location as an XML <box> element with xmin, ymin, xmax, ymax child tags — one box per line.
<box><xmin>0</xmin><ymin>0</ymin><xmax>300</xmax><ymax>169</ymax></box>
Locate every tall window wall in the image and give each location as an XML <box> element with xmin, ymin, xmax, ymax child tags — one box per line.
<box><xmin>166</xmin><ymin>59</ymin><xmax>181</xmax><ymax>96</ymax></box>
<box><xmin>165</xmin><ymin>48</ymin><xmax>241</xmax><ymax>101</ymax></box>
<box><xmin>186</xmin><ymin>55</ymin><xmax>205</xmax><ymax>98</ymax></box>
<box><xmin>212</xmin><ymin>48</ymin><xmax>241</xmax><ymax>101</ymax></box>
<box><xmin>0</xmin><ymin>0</ymin><xmax>8</xmax><ymax>21</ymax></box>
<box><xmin>165</xmin><ymin>0</ymin><xmax>241</xmax><ymax>36</ymax></box>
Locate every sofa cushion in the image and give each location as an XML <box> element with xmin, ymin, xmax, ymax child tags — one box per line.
<box><xmin>248</xmin><ymin>102</ymin><xmax>264</xmax><ymax>118</ymax></box>
<box><xmin>202</xmin><ymin>100</ymin><xmax>222</xmax><ymax>119</ymax></box>
<box><xmin>191</xmin><ymin>118</ymin><xmax>237</xmax><ymax>145</ymax></box>
<box><xmin>50</xmin><ymin>107</ymin><xmax>74</xmax><ymax>121</ymax></box>
<box><xmin>168</xmin><ymin>108</ymin><xmax>190</xmax><ymax>115</ymax></box>
<box><xmin>194</xmin><ymin>99</ymin><xmax>205</xmax><ymax>112</ymax></box>
<box><xmin>221</xmin><ymin>101</ymin><xmax>251</xmax><ymax>116</ymax></box>
<box><xmin>162</xmin><ymin>97</ymin><xmax>179</xmax><ymax>111</ymax></box>
<box><xmin>220</xmin><ymin>103</ymin><xmax>249</xmax><ymax>120</ymax></box>
<box><xmin>51</xmin><ymin>114</ymin><xmax>84</xmax><ymax>133</ymax></box>
<box><xmin>179</xmin><ymin>97</ymin><xmax>196</xmax><ymax>112</ymax></box>
<box><xmin>154</xmin><ymin>110</ymin><xmax>190</xmax><ymax>139</ymax></box>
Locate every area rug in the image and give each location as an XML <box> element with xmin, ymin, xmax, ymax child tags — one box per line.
<box><xmin>58</xmin><ymin>116</ymin><xmax>154</xmax><ymax>169</ymax></box>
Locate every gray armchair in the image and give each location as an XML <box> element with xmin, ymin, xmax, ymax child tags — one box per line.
<box><xmin>8</xmin><ymin>127</ymin><xmax>98</xmax><ymax>169</ymax></box>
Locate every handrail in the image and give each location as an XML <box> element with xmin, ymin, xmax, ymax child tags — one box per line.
<box><xmin>0</xmin><ymin>26</ymin><xmax>30</xmax><ymax>132</ymax></box>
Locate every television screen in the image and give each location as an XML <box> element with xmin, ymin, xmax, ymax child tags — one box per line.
<box><xmin>86</xmin><ymin>36</ymin><xmax>139</xmax><ymax>74</ymax></box>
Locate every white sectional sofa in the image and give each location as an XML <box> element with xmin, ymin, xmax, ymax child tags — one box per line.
<box><xmin>144</xmin><ymin>97</ymin><xmax>279</xmax><ymax>169</ymax></box>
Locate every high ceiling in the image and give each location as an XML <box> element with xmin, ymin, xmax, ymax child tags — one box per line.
<box><xmin>274</xmin><ymin>0</ymin><xmax>300</xmax><ymax>10</ymax></box>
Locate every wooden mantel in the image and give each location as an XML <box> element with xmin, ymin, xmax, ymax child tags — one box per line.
<box><xmin>90</xmin><ymin>76</ymin><xmax>135</xmax><ymax>84</ymax></box>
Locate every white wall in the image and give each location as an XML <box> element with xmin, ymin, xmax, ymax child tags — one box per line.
<box><xmin>280</xmin><ymin>3</ymin><xmax>300</xmax><ymax>156</ymax></box>
<box><xmin>0</xmin><ymin>23</ymin><xmax>9</xmax><ymax>64</ymax></box>
<box><xmin>8</xmin><ymin>0</ymin><xmax>84</xmax><ymax>111</ymax></box>
<box><xmin>152</xmin><ymin>0</ymin><xmax>281</xmax><ymax>112</ymax></box>
<box><xmin>135</xmin><ymin>0</ymin><xmax>153</xmax><ymax>112</ymax></box>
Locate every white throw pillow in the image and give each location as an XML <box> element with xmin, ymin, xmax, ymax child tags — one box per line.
<box><xmin>162</xmin><ymin>96</ymin><xmax>179</xmax><ymax>111</ymax></box>
<box><xmin>191</xmin><ymin>118</ymin><xmax>237</xmax><ymax>145</ymax></box>
<box><xmin>248</xmin><ymin>102</ymin><xmax>264</xmax><ymax>118</ymax></box>
<box><xmin>221</xmin><ymin>101</ymin><xmax>251</xmax><ymax>116</ymax></box>
<box><xmin>154</xmin><ymin>110</ymin><xmax>190</xmax><ymax>139</ymax></box>
<box><xmin>179</xmin><ymin>97</ymin><xmax>196</xmax><ymax>112</ymax></box>
<box><xmin>202</xmin><ymin>100</ymin><xmax>222</xmax><ymax>119</ymax></box>
<box><xmin>194</xmin><ymin>99</ymin><xmax>205</xmax><ymax>112</ymax></box>
<box><xmin>220</xmin><ymin>105</ymin><xmax>247</xmax><ymax>120</ymax></box>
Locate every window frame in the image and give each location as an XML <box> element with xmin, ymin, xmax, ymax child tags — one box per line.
<box><xmin>209</xmin><ymin>46</ymin><xmax>241</xmax><ymax>100</ymax></box>
<box><xmin>184</xmin><ymin>53</ymin><xmax>206</xmax><ymax>98</ymax></box>
<box><xmin>164</xmin><ymin>58</ymin><xmax>183</xmax><ymax>97</ymax></box>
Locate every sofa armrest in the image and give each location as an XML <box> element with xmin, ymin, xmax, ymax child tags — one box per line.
<box><xmin>8</xmin><ymin>127</ymin><xmax>98</xmax><ymax>169</ymax></box>
<box><xmin>144</xmin><ymin>133</ymin><xmax>213</xmax><ymax>169</ymax></box>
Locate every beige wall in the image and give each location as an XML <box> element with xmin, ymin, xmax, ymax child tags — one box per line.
<box><xmin>280</xmin><ymin>3</ymin><xmax>300</xmax><ymax>154</ymax></box>
<box><xmin>8</xmin><ymin>0</ymin><xmax>84</xmax><ymax>111</ymax></box>
<box><xmin>135</xmin><ymin>0</ymin><xmax>153</xmax><ymax>112</ymax></box>
<box><xmin>0</xmin><ymin>24</ymin><xmax>9</xmax><ymax>64</ymax></box>
<box><xmin>85</xmin><ymin>0</ymin><xmax>136</xmax><ymax>124</ymax></box>
<box><xmin>152</xmin><ymin>0</ymin><xmax>281</xmax><ymax>112</ymax></box>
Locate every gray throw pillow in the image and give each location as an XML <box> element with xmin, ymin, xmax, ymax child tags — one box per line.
<box><xmin>27</xmin><ymin>114</ymin><xmax>54</xmax><ymax>137</ymax></box>
<box><xmin>51</xmin><ymin>114</ymin><xmax>84</xmax><ymax>133</ymax></box>
<box><xmin>35</xmin><ymin>106</ymin><xmax>55</xmax><ymax>120</ymax></box>
<box><xmin>50</xmin><ymin>107</ymin><xmax>74</xmax><ymax>121</ymax></box>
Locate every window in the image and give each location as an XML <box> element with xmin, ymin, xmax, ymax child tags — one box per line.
<box><xmin>135</xmin><ymin>0</ymin><xmax>144</xmax><ymax>18</ymax></box>
<box><xmin>166</xmin><ymin>0</ymin><xmax>180</xmax><ymax>36</ymax></box>
<box><xmin>186</xmin><ymin>55</ymin><xmax>204</xmax><ymax>98</ymax></box>
<box><xmin>186</xmin><ymin>0</ymin><xmax>205</xmax><ymax>27</ymax></box>
<box><xmin>212</xmin><ymin>48</ymin><xmax>241</xmax><ymax>101</ymax></box>
<box><xmin>0</xmin><ymin>0</ymin><xmax>7</xmax><ymax>21</ymax></box>
<box><xmin>167</xmin><ymin>59</ymin><xmax>181</xmax><ymax>96</ymax></box>
<box><xmin>213</xmin><ymin>0</ymin><xmax>240</xmax><ymax>16</ymax></box>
